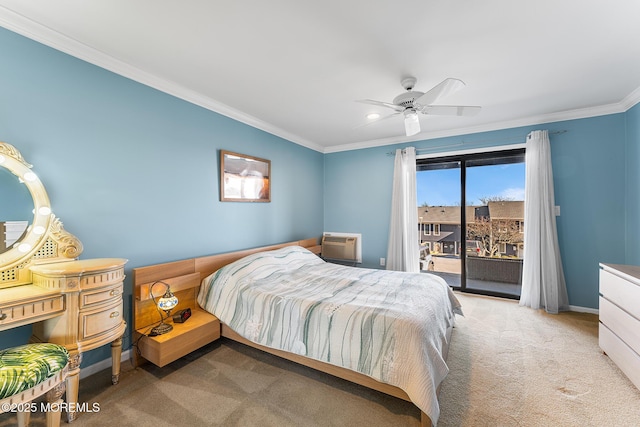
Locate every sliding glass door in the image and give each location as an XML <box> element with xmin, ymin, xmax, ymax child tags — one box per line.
<box><xmin>417</xmin><ymin>148</ymin><xmax>525</xmax><ymax>299</ymax></box>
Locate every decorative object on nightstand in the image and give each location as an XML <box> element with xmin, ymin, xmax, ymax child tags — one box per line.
<box><xmin>172</xmin><ymin>308</ymin><xmax>191</xmax><ymax>323</ymax></box>
<box><xmin>150</xmin><ymin>281</ymin><xmax>179</xmax><ymax>336</ymax></box>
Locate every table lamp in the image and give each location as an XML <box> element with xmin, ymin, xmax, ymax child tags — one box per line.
<box><xmin>150</xmin><ymin>281</ymin><xmax>179</xmax><ymax>335</ymax></box>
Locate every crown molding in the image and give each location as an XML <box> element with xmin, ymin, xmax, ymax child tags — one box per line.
<box><xmin>1</xmin><ymin>6</ymin><xmax>638</xmax><ymax>156</ymax></box>
<box><xmin>0</xmin><ymin>6</ymin><xmax>324</xmax><ymax>153</ymax></box>
<box><xmin>621</xmin><ymin>86</ymin><xmax>640</xmax><ymax>111</ymax></box>
<box><xmin>324</xmin><ymin>98</ymin><xmax>638</xmax><ymax>153</ymax></box>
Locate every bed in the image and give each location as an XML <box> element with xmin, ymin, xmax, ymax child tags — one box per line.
<box><xmin>133</xmin><ymin>238</ymin><xmax>461</xmax><ymax>426</ymax></box>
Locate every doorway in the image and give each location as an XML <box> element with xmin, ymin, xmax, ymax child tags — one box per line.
<box><xmin>417</xmin><ymin>148</ymin><xmax>525</xmax><ymax>299</ymax></box>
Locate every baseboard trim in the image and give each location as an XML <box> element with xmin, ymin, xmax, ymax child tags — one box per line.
<box><xmin>569</xmin><ymin>305</ymin><xmax>599</xmax><ymax>315</ymax></box>
<box><xmin>79</xmin><ymin>349</ymin><xmax>132</xmax><ymax>380</ymax></box>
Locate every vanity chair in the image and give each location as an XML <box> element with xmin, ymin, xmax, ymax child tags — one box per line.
<box><xmin>0</xmin><ymin>343</ymin><xmax>69</xmax><ymax>427</ymax></box>
<box><xmin>0</xmin><ymin>142</ymin><xmax>127</xmax><ymax>422</ymax></box>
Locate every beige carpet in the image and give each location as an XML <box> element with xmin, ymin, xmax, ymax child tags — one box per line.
<box><xmin>2</xmin><ymin>292</ymin><xmax>640</xmax><ymax>426</ymax></box>
<box><xmin>438</xmin><ymin>293</ymin><xmax>640</xmax><ymax>426</ymax></box>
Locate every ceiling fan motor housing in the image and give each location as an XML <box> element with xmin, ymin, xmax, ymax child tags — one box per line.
<box><xmin>393</xmin><ymin>90</ymin><xmax>424</xmax><ymax>108</ymax></box>
<box><xmin>392</xmin><ymin>76</ymin><xmax>424</xmax><ymax>108</ymax></box>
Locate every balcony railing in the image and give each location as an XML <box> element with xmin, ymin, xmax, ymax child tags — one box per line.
<box><xmin>466</xmin><ymin>257</ymin><xmax>523</xmax><ymax>284</ymax></box>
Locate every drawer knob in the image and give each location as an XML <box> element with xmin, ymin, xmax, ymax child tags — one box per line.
<box><xmin>0</xmin><ymin>312</ymin><xmax>6</xmax><ymax>321</ymax></box>
<box><xmin>110</xmin><ymin>311</ymin><xmax>119</xmax><ymax>318</ymax></box>
<box><xmin>110</xmin><ymin>289</ymin><xmax>121</xmax><ymax>296</ymax></box>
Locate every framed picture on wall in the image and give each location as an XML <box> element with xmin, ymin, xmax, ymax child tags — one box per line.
<box><xmin>220</xmin><ymin>150</ymin><xmax>271</xmax><ymax>202</ymax></box>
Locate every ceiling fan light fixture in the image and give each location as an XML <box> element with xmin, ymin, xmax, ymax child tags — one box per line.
<box><xmin>404</xmin><ymin>110</ymin><xmax>420</xmax><ymax>136</ymax></box>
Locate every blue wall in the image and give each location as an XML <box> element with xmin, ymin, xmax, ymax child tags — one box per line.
<box><xmin>325</xmin><ymin>115</ymin><xmax>629</xmax><ymax>309</ymax></box>
<box><xmin>626</xmin><ymin>103</ymin><xmax>640</xmax><ymax>265</ymax></box>
<box><xmin>0</xmin><ymin>28</ymin><xmax>324</xmax><ymax>364</ymax></box>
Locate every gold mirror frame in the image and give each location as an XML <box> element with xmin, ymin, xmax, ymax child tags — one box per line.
<box><xmin>0</xmin><ymin>142</ymin><xmax>83</xmax><ymax>288</ymax></box>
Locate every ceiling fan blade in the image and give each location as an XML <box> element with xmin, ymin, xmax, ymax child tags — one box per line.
<box><xmin>353</xmin><ymin>112</ymin><xmax>402</xmax><ymax>129</ymax></box>
<box><xmin>404</xmin><ymin>112</ymin><xmax>420</xmax><ymax>136</ymax></box>
<box><xmin>357</xmin><ymin>99</ymin><xmax>405</xmax><ymax>112</ymax></box>
<box><xmin>414</xmin><ymin>78</ymin><xmax>466</xmax><ymax>108</ymax></box>
<box><xmin>420</xmin><ymin>105</ymin><xmax>481</xmax><ymax>116</ymax></box>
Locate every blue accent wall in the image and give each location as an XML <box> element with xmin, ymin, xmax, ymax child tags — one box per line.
<box><xmin>325</xmin><ymin>116</ymin><xmax>629</xmax><ymax>309</ymax></box>
<box><xmin>626</xmin><ymin>102</ymin><xmax>640</xmax><ymax>265</ymax></box>
<box><xmin>0</xmin><ymin>28</ymin><xmax>324</xmax><ymax>363</ymax></box>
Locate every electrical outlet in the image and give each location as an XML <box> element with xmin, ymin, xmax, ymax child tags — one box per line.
<box><xmin>555</xmin><ymin>205</ymin><xmax>561</xmax><ymax>216</ymax></box>
<box><xmin>380</xmin><ymin>258</ymin><xmax>385</xmax><ymax>266</ymax></box>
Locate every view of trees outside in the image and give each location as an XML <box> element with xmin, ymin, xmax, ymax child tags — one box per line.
<box><xmin>417</xmin><ymin>162</ymin><xmax>525</xmax><ymax>259</ymax></box>
<box><xmin>466</xmin><ymin>216</ymin><xmax>523</xmax><ymax>258</ymax></box>
<box><xmin>416</xmin><ymin>158</ymin><xmax>526</xmax><ymax>296</ymax></box>
<box><xmin>466</xmin><ymin>163</ymin><xmax>525</xmax><ymax>259</ymax></box>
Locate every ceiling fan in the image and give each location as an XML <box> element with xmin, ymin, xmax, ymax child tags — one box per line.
<box><xmin>359</xmin><ymin>76</ymin><xmax>481</xmax><ymax>136</ymax></box>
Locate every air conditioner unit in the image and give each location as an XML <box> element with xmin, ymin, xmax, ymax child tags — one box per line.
<box><xmin>322</xmin><ymin>234</ymin><xmax>358</xmax><ymax>262</ymax></box>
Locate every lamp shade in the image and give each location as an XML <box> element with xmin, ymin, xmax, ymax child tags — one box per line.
<box><xmin>157</xmin><ymin>289</ymin><xmax>178</xmax><ymax>312</ymax></box>
<box><xmin>404</xmin><ymin>110</ymin><xmax>420</xmax><ymax>136</ymax></box>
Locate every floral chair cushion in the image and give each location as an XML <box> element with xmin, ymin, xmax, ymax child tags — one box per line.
<box><xmin>0</xmin><ymin>343</ymin><xmax>69</xmax><ymax>400</ymax></box>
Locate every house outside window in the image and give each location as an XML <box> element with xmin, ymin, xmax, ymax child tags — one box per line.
<box><xmin>416</xmin><ymin>147</ymin><xmax>525</xmax><ymax>299</ymax></box>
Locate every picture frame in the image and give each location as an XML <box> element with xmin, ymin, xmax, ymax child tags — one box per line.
<box><xmin>220</xmin><ymin>150</ymin><xmax>271</xmax><ymax>202</ymax></box>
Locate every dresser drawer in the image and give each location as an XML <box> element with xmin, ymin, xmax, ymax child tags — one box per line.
<box><xmin>600</xmin><ymin>268</ymin><xmax>640</xmax><ymax>319</ymax></box>
<box><xmin>0</xmin><ymin>295</ymin><xmax>65</xmax><ymax>328</ymax></box>
<box><xmin>599</xmin><ymin>323</ymin><xmax>640</xmax><ymax>390</ymax></box>
<box><xmin>80</xmin><ymin>283</ymin><xmax>123</xmax><ymax>308</ymax></box>
<box><xmin>79</xmin><ymin>268</ymin><xmax>126</xmax><ymax>291</ymax></box>
<box><xmin>600</xmin><ymin>296</ymin><xmax>640</xmax><ymax>355</ymax></box>
<box><xmin>79</xmin><ymin>299</ymin><xmax>123</xmax><ymax>340</ymax></box>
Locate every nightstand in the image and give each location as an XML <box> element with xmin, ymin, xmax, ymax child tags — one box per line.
<box><xmin>132</xmin><ymin>269</ymin><xmax>220</xmax><ymax>367</ymax></box>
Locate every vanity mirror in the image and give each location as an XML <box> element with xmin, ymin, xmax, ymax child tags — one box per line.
<box><xmin>0</xmin><ymin>164</ymin><xmax>32</xmax><ymax>251</ymax></box>
<box><xmin>0</xmin><ymin>141</ymin><xmax>82</xmax><ymax>289</ymax></box>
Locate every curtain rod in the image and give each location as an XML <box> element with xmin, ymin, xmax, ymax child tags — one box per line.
<box><xmin>386</xmin><ymin>129</ymin><xmax>568</xmax><ymax>156</ymax></box>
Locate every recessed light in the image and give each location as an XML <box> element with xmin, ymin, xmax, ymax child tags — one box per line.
<box><xmin>366</xmin><ymin>112</ymin><xmax>380</xmax><ymax>120</ymax></box>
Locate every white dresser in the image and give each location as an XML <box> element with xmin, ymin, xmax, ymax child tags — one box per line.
<box><xmin>599</xmin><ymin>263</ymin><xmax>640</xmax><ymax>389</ymax></box>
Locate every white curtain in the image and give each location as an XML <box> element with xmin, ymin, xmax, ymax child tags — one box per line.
<box><xmin>519</xmin><ymin>130</ymin><xmax>569</xmax><ymax>313</ymax></box>
<box><xmin>387</xmin><ymin>147</ymin><xmax>419</xmax><ymax>273</ymax></box>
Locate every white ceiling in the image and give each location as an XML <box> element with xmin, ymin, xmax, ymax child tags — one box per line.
<box><xmin>1</xmin><ymin>1</ymin><xmax>640</xmax><ymax>153</ymax></box>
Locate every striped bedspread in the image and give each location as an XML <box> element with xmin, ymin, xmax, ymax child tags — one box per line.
<box><xmin>197</xmin><ymin>245</ymin><xmax>462</xmax><ymax>424</ymax></box>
